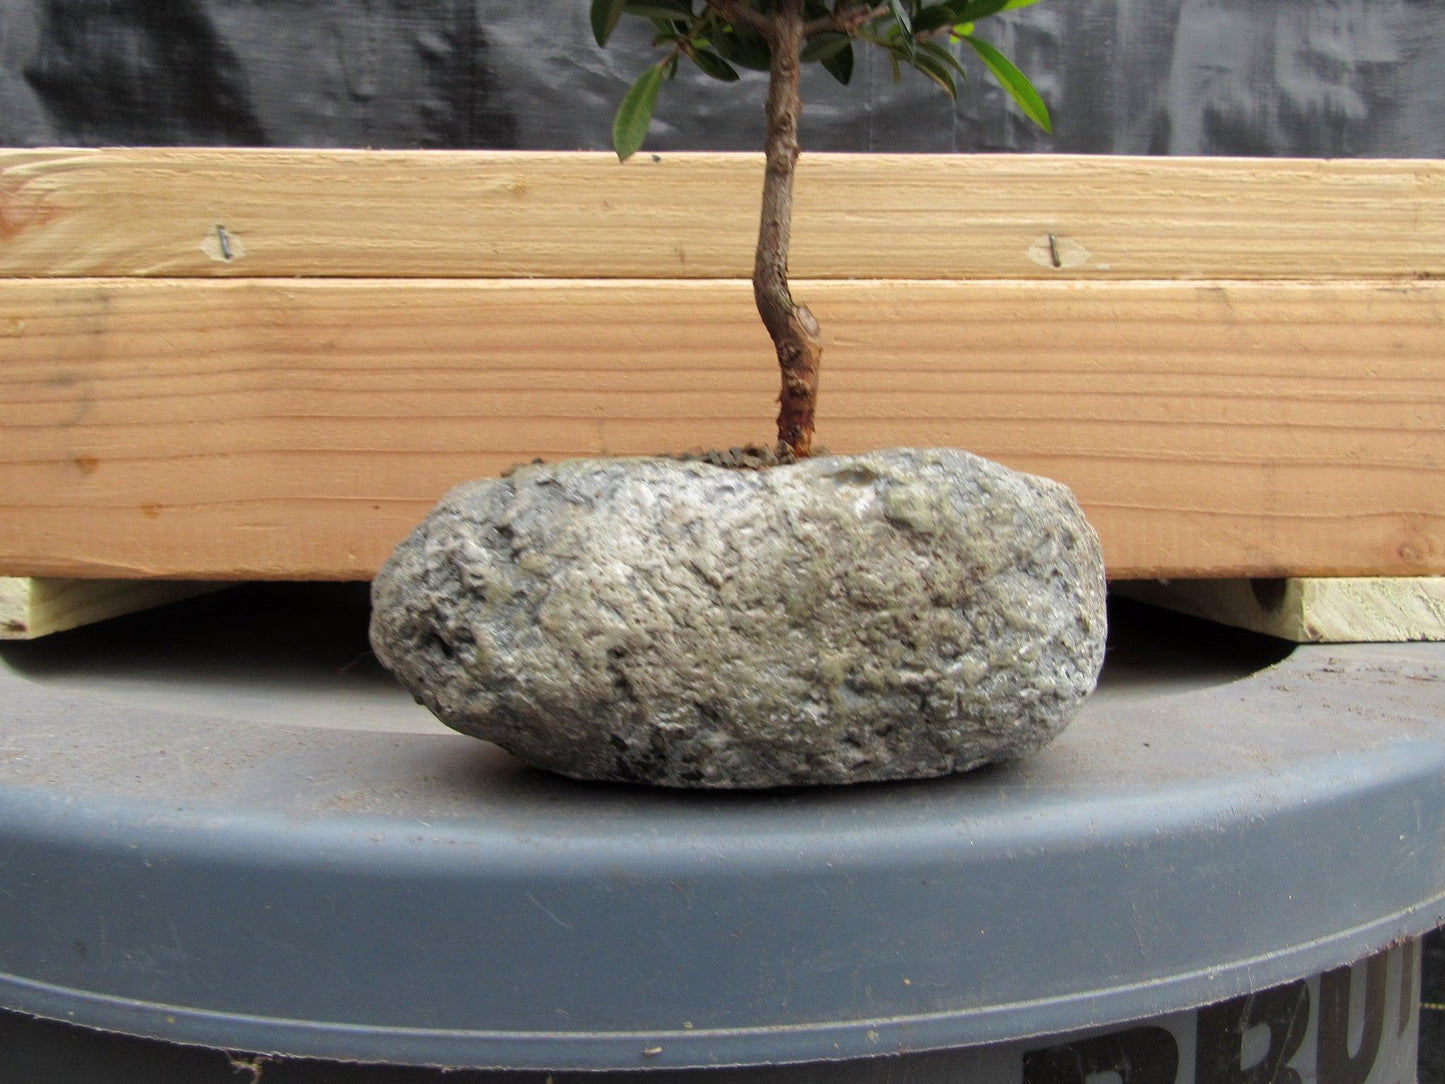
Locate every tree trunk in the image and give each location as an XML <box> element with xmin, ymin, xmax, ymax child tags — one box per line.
<box><xmin>755</xmin><ymin>0</ymin><xmax>822</xmax><ymax>459</ymax></box>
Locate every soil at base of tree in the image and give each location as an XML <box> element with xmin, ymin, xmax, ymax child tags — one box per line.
<box><xmin>505</xmin><ymin>444</ymin><xmax>830</xmax><ymax>476</ymax></box>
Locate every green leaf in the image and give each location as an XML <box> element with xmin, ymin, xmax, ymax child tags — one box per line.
<box><xmin>591</xmin><ymin>0</ymin><xmax>627</xmax><ymax>46</ymax></box>
<box><xmin>822</xmin><ymin>39</ymin><xmax>854</xmax><ymax>84</ymax></box>
<box><xmin>911</xmin><ymin>4</ymin><xmax>957</xmax><ymax>35</ymax></box>
<box><xmin>712</xmin><ymin>24</ymin><xmax>772</xmax><ymax>70</ymax></box>
<box><xmin>612</xmin><ymin>65</ymin><xmax>664</xmax><ymax>160</ymax></box>
<box><xmin>961</xmin><ymin>34</ymin><xmax>1051</xmax><ymax>131</ymax></box>
<box><xmin>948</xmin><ymin>0</ymin><xmax>1045</xmax><ymax>23</ymax></box>
<box><xmin>908</xmin><ymin>50</ymin><xmax>958</xmax><ymax>99</ymax></box>
<box><xmin>801</xmin><ymin>32</ymin><xmax>850</xmax><ymax>62</ymax></box>
<box><xmin>689</xmin><ymin>47</ymin><xmax>740</xmax><ymax>81</ymax></box>
<box><xmin>802</xmin><ymin>30</ymin><xmax>856</xmax><ymax>83</ymax></box>
<box><xmin>887</xmin><ymin>0</ymin><xmax>916</xmax><ymax>57</ymax></box>
<box><xmin>948</xmin><ymin>0</ymin><xmax>1011</xmax><ymax>21</ymax></box>
<box><xmin>916</xmin><ymin>38</ymin><xmax>969</xmax><ymax>82</ymax></box>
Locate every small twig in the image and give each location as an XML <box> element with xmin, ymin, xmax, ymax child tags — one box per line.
<box><xmin>705</xmin><ymin>0</ymin><xmax>772</xmax><ymax>36</ymax></box>
<box><xmin>803</xmin><ymin>2</ymin><xmax>889</xmax><ymax>39</ymax></box>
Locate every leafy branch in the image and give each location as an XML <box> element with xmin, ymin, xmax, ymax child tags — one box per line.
<box><xmin>592</xmin><ymin>0</ymin><xmax>1052</xmax><ymax>457</ymax></box>
<box><xmin>598</xmin><ymin>0</ymin><xmax>1050</xmax><ymax>153</ymax></box>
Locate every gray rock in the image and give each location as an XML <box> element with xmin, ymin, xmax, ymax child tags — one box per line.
<box><xmin>370</xmin><ymin>448</ymin><xmax>1106</xmax><ymax>788</ymax></box>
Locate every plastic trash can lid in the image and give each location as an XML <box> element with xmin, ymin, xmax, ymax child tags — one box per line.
<box><xmin>0</xmin><ymin>589</ymin><xmax>1441</xmax><ymax>1070</ymax></box>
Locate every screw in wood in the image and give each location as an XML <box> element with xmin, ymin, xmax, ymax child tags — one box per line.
<box><xmin>216</xmin><ymin>225</ymin><xmax>233</xmax><ymax>261</ymax></box>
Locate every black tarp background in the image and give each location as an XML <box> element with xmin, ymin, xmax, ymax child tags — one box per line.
<box><xmin>1</xmin><ymin>0</ymin><xmax>1442</xmax><ymax>156</ymax></box>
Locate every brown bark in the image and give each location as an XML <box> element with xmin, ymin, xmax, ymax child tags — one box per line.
<box><xmin>753</xmin><ymin>0</ymin><xmax>822</xmax><ymax>459</ymax></box>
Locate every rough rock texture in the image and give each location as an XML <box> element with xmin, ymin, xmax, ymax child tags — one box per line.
<box><xmin>370</xmin><ymin>449</ymin><xmax>1106</xmax><ymax>788</ymax></box>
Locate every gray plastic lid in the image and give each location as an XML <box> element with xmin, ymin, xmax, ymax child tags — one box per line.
<box><xmin>0</xmin><ymin>588</ymin><xmax>1442</xmax><ymax>1070</ymax></box>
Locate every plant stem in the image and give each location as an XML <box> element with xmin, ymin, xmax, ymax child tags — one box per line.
<box><xmin>803</xmin><ymin>3</ymin><xmax>889</xmax><ymax>38</ymax></box>
<box><xmin>754</xmin><ymin>0</ymin><xmax>822</xmax><ymax>459</ymax></box>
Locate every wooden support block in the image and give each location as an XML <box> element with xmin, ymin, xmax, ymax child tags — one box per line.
<box><xmin>1114</xmin><ymin>577</ymin><xmax>1445</xmax><ymax>643</ymax></box>
<box><xmin>0</xmin><ymin>577</ymin><xmax>230</xmax><ymax>639</ymax></box>
<box><xmin>0</xmin><ymin>276</ymin><xmax>1441</xmax><ymax>581</ymax></box>
<box><xmin>1</xmin><ymin>150</ymin><xmax>1440</xmax><ymax>281</ymax></box>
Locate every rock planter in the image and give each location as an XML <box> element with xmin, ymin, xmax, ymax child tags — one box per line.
<box><xmin>370</xmin><ymin>448</ymin><xmax>1106</xmax><ymax>788</ymax></box>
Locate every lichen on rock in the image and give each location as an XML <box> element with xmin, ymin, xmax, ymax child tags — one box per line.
<box><xmin>370</xmin><ymin>448</ymin><xmax>1107</xmax><ymax>788</ymax></box>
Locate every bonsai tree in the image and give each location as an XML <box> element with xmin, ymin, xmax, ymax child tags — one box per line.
<box><xmin>370</xmin><ymin>4</ymin><xmax>1100</xmax><ymax>790</ymax></box>
<box><xmin>592</xmin><ymin>0</ymin><xmax>1052</xmax><ymax>459</ymax></box>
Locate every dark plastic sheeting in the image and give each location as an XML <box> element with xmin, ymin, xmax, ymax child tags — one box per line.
<box><xmin>1</xmin><ymin>0</ymin><xmax>1443</xmax><ymax>156</ymax></box>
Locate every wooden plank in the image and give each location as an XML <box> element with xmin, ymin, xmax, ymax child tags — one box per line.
<box><xmin>2</xmin><ymin>149</ymin><xmax>1440</xmax><ymax>281</ymax></box>
<box><xmin>1114</xmin><ymin>577</ymin><xmax>1445</xmax><ymax>643</ymax></box>
<box><xmin>1</xmin><ymin>277</ymin><xmax>1440</xmax><ymax>581</ymax></box>
<box><xmin>0</xmin><ymin>577</ymin><xmax>229</xmax><ymax>639</ymax></box>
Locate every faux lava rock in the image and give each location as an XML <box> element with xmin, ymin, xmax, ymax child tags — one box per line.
<box><xmin>370</xmin><ymin>448</ymin><xmax>1107</xmax><ymax>788</ymax></box>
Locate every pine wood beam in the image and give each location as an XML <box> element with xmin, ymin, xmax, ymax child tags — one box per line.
<box><xmin>1115</xmin><ymin>577</ymin><xmax>1445</xmax><ymax>643</ymax></box>
<box><xmin>2</xmin><ymin>150</ymin><xmax>1440</xmax><ymax>281</ymax></box>
<box><xmin>0</xmin><ymin>577</ymin><xmax>229</xmax><ymax>639</ymax></box>
<box><xmin>1</xmin><ymin>276</ymin><xmax>1440</xmax><ymax>582</ymax></box>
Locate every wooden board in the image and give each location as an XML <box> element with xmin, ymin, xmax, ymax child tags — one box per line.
<box><xmin>2</xmin><ymin>150</ymin><xmax>1441</xmax><ymax>281</ymax></box>
<box><xmin>0</xmin><ymin>577</ymin><xmax>230</xmax><ymax>639</ymax></box>
<box><xmin>1</xmin><ymin>276</ymin><xmax>1441</xmax><ymax>581</ymax></box>
<box><xmin>1114</xmin><ymin>577</ymin><xmax>1445</xmax><ymax>643</ymax></box>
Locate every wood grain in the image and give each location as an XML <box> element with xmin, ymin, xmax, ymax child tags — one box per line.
<box><xmin>2</xmin><ymin>276</ymin><xmax>1440</xmax><ymax>581</ymax></box>
<box><xmin>1115</xmin><ymin>577</ymin><xmax>1445</xmax><ymax>643</ymax></box>
<box><xmin>0</xmin><ymin>577</ymin><xmax>230</xmax><ymax>639</ymax></box>
<box><xmin>1</xmin><ymin>149</ymin><xmax>1440</xmax><ymax>281</ymax></box>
